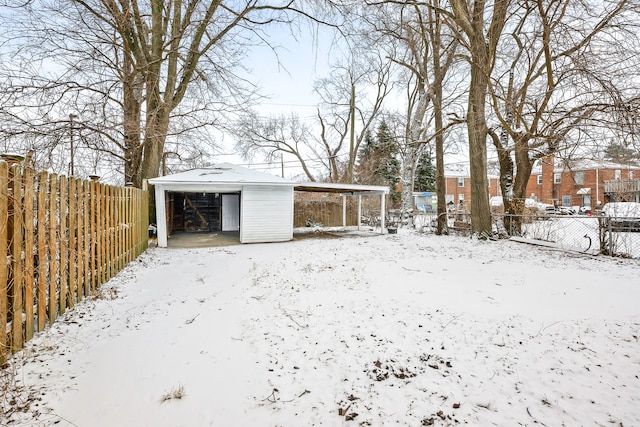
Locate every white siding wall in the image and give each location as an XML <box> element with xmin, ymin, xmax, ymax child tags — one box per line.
<box><xmin>240</xmin><ymin>185</ymin><xmax>294</xmax><ymax>243</ymax></box>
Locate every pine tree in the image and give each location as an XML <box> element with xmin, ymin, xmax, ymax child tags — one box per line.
<box><xmin>604</xmin><ymin>140</ymin><xmax>639</xmax><ymax>164</ymax></box>
<box><xmin>414</xmin><ymin>149</ymin><xmax>436</xmax><ymax>193</ymax></box>
<box><xmin>355</xmin><ymin>121</ymin><xmax>401</xmax><ymax>204</ymax></box>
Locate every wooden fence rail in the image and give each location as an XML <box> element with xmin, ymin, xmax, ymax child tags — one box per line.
<box><xmin>1</xmin><ymin>162</ymin><xmax>149</xmax><ymax>363</ymax></box>
<box><xmin>294</xmin><ymin>199</ymin><xmax>359</xmax><ymax>228</ymax></box>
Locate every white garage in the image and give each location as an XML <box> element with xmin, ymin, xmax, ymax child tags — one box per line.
<box><xmin>149</xmin><ymin>163</ymin><xmax>389</xmax><ymax>247</ymax></box>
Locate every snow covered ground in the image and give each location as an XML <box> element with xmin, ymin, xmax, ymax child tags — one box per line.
<box><xmin>3</xmin><ymin>229</ymin><xmax>640</xmax><ymax>426</ymax></box>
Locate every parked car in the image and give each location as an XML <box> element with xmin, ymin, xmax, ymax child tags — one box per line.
<box><xmin>556</xmin><ymin>206</ymin><xmax>577</xmax><ymax>215</ymax></box>
<box><xmin>578</xmin><ymin>206</ymin><xmax>592</xmax><ymax>215</ymax></box>
<box><xmin>601</xmin><ymin>202</ymin><xmax>640</xmax><ymax>232</ymax></box>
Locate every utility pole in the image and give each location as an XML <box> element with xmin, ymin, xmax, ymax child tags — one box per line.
<box><xmin>281</xmin><ymin>152</ymin><xmax>284</xmax><ymax>178</ymax></box>
<box><xmin>348</xmin><ymin>83</ymin><xmax>356</xmax><ymax>183</ymax></box>
<box><xmin>69</xmin><ymin>113</ymin><xmax>78</xmax><ymax>176</ymax></box>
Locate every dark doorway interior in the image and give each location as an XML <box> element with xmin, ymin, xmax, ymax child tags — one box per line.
<box><xmin>170</xmin><ymin>192</ymin><xmax>225</xmax><ymax>232</ymax></box>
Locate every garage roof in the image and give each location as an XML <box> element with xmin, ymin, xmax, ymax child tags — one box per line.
<box><xmin>149</xmin><ymin>163</ymin><xmax>390</xmax><ymax>195</ymax></box>
<box><xmin>294</xmin><ymin>182</ymin><xmax>389</xmax><ymax>195</ymax></box>
<box><xmin>149</xmin><ymin>163</ymin><xmax>293</xmax><ymax>187</ymax></box>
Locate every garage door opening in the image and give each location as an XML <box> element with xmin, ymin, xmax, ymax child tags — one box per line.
<box><xmin>166</xmin><ymin>192</ymin><xmax>240</xmax><ymax>246</ymax></box>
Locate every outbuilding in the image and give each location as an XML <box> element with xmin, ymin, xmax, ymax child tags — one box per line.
<box><xmin>149</xmin><ymin>163</ymin><xmax>389</xmax><ymax>247</ymax></box>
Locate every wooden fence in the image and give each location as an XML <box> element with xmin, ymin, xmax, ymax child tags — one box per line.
<box><xmin>294</xmin><ymin>199</ymin><xmax>359</xmax><ymax>227</ymax></box>
<box><xmin>0</xmin><ymin>162</ymin><xmax>149</xmax><ymax>363</ymax></box>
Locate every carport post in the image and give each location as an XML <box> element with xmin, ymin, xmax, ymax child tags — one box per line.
<box><xmin>154</xmin><ymin>185</ymin><xmax>168</xmax><ymax>247</ymax></box>
<box><xmin>342</xmin><ymin>195</ymin><xmax>347</xmax><ymax>227</ymax></box>
<box><xmin>380</xmin><ymin>192</ymin><xmax>386</xmax><ymax>234</ymax></box>
<box><xmin>357</xmin><ymin>195</ymin><xmax>362</xmax><ymax>230</ymax></box>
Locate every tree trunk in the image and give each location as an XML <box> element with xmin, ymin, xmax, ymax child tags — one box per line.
<box><xmin>433</xmin><ymin>91</ymin><xmax>447</xmax><ymax>235</ymax></box>
<box><xmin>467</xmin><ymin>64</ymin><xmax>492</xmax><ymax>236</ymax></box>
<box><xmin>140</xmin><ymin>121</ymin><xmax>168</xmax><ymax>181</ymax></box>
<box><xmin>123</xmin><ymin>52</ymin><xmax>143</xmax><ymax>187</ymax></box>
<box><xmin>451</xmin><ymin>0</ymin><xmax>510</xmax><ymax>238</ymax></box>
<box><xmin>400</xmin><ymin>145</ymin><xmax>417</xmax><ymax>227</ymax></box>
<box><xmin>509</xmin><ymin>135</ymin><xmax>535</xmax><ymax>232</ymax></box>
<box><xmin>401</xmin><ymin>84</ymin><xmax>429</xmax><ymax>227</ymax></box>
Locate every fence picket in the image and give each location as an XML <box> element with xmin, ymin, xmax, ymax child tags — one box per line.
<box><xmin>10</xmin><ymin>164</ymin><xmax>24</xmax><ymax>352</ymax></box>
<box><xmin>90</xmin><ymin>180</ymin><xmax>97</xmax><ymax>292</ymax></box>
<box><xmin>107</xmin><ymin>185</ymin><xmax>113</xmax><ymax>281</ymax></box>
<box><xmin>36</xmin><ymin>172</ymin><xmax>47</xmax><ymax>332</ymax></box>
<box><xmin>0</xmin><ymin>163</ymin><xmax>8</xmax><ymax>362</ymax></box>
<box><xmin>23</xmin><ymin>168</ymin><xmax>35</xmax><ymax>341</ymax></box>
<box><xmin>98</xmin><ymin>183</ymin><xmax>105</xmax><ymax>285</ymax></box>
<box><xmin>47</xmin><ymin>174</ymin><xmax>58</xmax><ymax>325</ymax></box>
<box><xmin>59</xmin><ymin>176</ymin><xmax>68</xmax><ymax>314</ymax></box>
<box><xmin>83</xmin><ymin>180</ymin><xmax>90</xmax><ymax>296</ymax></box>
<box><xmin>76</xmin><ymin>179</ymin><xmax>84</xmax><ymax>302</ymax></box>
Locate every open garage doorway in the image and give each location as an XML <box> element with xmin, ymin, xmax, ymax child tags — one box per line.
<box><xmin>167</xmin><ymin>192</ymin><xmax>240</xmax><ymax>246</ymax></box>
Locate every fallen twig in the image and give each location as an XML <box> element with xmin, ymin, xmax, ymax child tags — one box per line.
<box><xmin>185</xmin><ymin>314</ymin><xmax>199</xmax><ymax>325</ymax></box>
<box><xmin>279</xmin><ymin>305</ymin><xmax>309</xmax><ymax>329</ymax></box>
<box><xmin>526</xmin><ymin>406</ymin><xmax>548</xmax><ymax>426</ymax></box>
<box><xmin>441</xmin><ymin>314</ymin><xmax>463</xmax><ymax>331</ymax></box>
<box><xmin>262</xmin><ymin>388</ymin><xmax>279</xmax><ymax>403</ymax></box>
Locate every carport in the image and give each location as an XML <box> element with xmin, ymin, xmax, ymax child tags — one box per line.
<box><xmin>149</xmin><ymin>163</ymin><xmax>389</xmax><ymax>248</ymax></box>
<box><xmin>294</xmin><ymin>181</ymin><xmax>390</xmax><ymax>230</ymax></box>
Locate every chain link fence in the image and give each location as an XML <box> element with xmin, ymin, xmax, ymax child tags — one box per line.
<box><xmin>418</xmin><ymin>211</ymin><xmax>640</xmax><ymax>259</ymax></box>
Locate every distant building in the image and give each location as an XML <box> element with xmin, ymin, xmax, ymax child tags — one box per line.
<box><xmin>525</xmin><ymin>157</ymin><xmax>640</xmax><ymax>208</ymax></box>
<box><xmin>443</xmin><ymin>163</ymin><xmax>501</xmax><ymax>208</ymax></box>
<box><xmin>411</xmin><ymin>157</ymin><xmax>640</xmax><ymax>212</ymax></box>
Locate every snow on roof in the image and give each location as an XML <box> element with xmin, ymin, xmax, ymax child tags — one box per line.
<box><xmin>294</xmin><ymin>181</ymin><xmax>389</xmax><ymax>194</ymax></box>
<box><xmin>148</xmin><ymin>163</ymin><xmax>294</xmax><ymax>186</ymax></box>
<box><xmin>560</xmin><ymin>158</ymin><xmax>640</xmax><ymax>172</ymax></box>
<box><xmin>531</xmin><ymin>158</ymin><xmax>640</xmax><ymax>174</ymax></box>
<box><xmin>444</xmin><ymin>162</ymin><xmax>500</xmax><ymax>178</ymax></box>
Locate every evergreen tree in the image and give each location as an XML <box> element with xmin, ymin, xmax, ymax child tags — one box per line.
<box><xmin>355</xmin><ymin>121</ymin><xmax>401</xmax><ymax>204</ymax></box>
<box><xmin>414</xmin><ymin>149</ymin><xmax>436</xmax><ymax>192</ymax></box>
<box><xmin>604</xmin><ymin>140</ymin><xmax>639</xmax><ymax>164</ymax></box>
<box><xmin>355</xmin><ymin>130</ymin><xmax>377</xmax><ymax>184</ymax></box>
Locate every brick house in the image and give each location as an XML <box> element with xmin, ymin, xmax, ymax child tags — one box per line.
<box><xmin>525</xmin><ymin>157</ymin><xmax>640</xmax><ymax>209</ymax></box>
<box><xmin>443</xmin><ymin>164</ymin><xmax>501</xmax><ymax>208</ymax></box>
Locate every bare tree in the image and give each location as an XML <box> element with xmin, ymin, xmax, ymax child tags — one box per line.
<box><xmin>0</xmin><ymin>0</ymin><xmax>311</xmax><ymax>185</ymax></box>
<box><xmin>487</xmin><ymin>0</ymin><xmax>640</xmax><ymax>233</ymax></box>
<box><xmin>233</xmin><ymin>112</ymin><xmax>319</xmax><ymax>181</ymax></box>
<box><xmin>360</xmin><ymin>0</ymin><xmax>460</xmax><ymax>231</ymax></box>
<box><xmin>313</xmin><ymin>49</ymin><xmax>393</xmax><ymax>183</ymax></box>
<box><xmin>232</xmin><ymin>39</ymin><xmax>393</xmax><ymax>183</ymax></box>
<box><xmin>445</xmin><ymin>0</ymin><xmax>512</xmax><ymax>237</ymax></box>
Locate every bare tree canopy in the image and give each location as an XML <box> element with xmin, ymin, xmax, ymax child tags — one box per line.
<box><xmin>484</xmin><ymin>0</ymin><xmax>640</xmax><ymax>233</ymax></box>
<box><xmin>0</xmin><ymin>0</ymin><xmax>319</xmax><ymax>185</ymax></box>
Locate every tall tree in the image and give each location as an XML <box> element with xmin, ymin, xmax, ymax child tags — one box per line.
<box><xmin>448</xmin><ymin>0</ymin><xmax>512</xmax><ymax>237</ymax></box>
<box><xmin>362</xmin><ymin>0</ymin><xmax>459</xmax><ymax>232</ymax></box>
<box><xmin>486</xmin><ymin>0</ymin><xmax>639</xmax><ymax>233</ymax></box>
<box><xmin>0</xmin><ymin>0</ymin><xmax>306</xmax><ymax>186</ymax></box>
<box><xmin>232</xmin><ymin>45</ymin><xmax>393</xmax><ymax>183</ymax></box>
<box><xmin>314</xmin><ymin>49</ymin><xmax>393</xmax><ymax>183</ymax></box>
<box><xmin>604</xmin><ymin>141</ymin><xmax>639</xmax><ymax>164</ymax></box>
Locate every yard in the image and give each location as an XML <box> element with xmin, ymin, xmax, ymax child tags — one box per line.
<box><xmin>3</xmin><ymin>229</ymin><xmax>640</xmax><ymax>426</ymax></box>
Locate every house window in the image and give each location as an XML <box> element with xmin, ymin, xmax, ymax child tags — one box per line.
<box><xmin>615</xmin><ymin>169</ymin><xmax>621</xmax><ymax>180</ymax></box>
<box><xmin>537</xmin><ymin>175</ymin><xmax>543</xmax><ymax>185</ymax></box>
<box><xmin>458</xmin><ymin>177</ymin><xmax>465</xmax><ymax>187</ymax></box>
<box><xmin>562</xmin><ymin>195</ymin><xmax>572</xmax><ymax>206</ymax></box>
<box><xmin>574</xmin><ymin>171</ymin><xmax>584</xmax><ymax>185</ymax></box>
<box><xmin>554</xmin><ymin>173</ymin><xmax>562</xmax><ymax>184</ymax></box>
